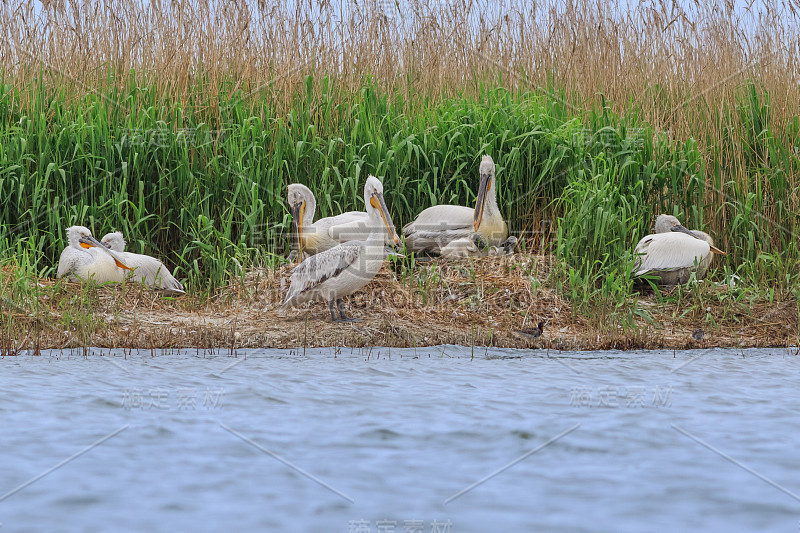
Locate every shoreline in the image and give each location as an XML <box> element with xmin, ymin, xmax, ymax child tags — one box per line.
<box><xmin>2</xmin><ymin>255</ymin><xmax>797</xmax><ymax>353</ymax></box>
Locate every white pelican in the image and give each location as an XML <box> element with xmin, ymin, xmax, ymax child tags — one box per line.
<box><xmin>439</xmin><ymin>233</ymin><xmax>487</xmax><ymax>258</ymax></box>
<box><xmin>56</xmin><ymin>226</ymin><xmax>133</xmax><ymax>283</ymax></box>
<box><xmin>100</xmin><ymin>232</ymin><xmax>185</xmax><ymax>295</ymax></box>
<box><xmin>634</xmin><ymin>214</ymin><xmax>725</xmax><ymax>285</ymax></box>
<box><xmin>281</xmin><ymin>176</ymin><xmax>399</xmax><ymax>322</ymax></box>
<box><xmin>402</xmin><ymin>155</ymin><xmax>508</xmax><ymax>254</ymax></box>
<box><xmin>287</xmin><ymin>182</ymin><xmax>397</xmax><ymax>259</ymax></box>
<box><xmin>439</xmin><ymin>234</ymin><xmax>518</xmax><ymax>258</ymax></box>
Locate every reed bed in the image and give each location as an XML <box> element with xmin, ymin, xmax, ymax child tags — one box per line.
<box><xmin>0</xmin><ymin>0</ymin><xmax>798</xmax><ymax>315</ymax></box>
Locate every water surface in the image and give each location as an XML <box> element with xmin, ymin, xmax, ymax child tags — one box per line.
<box><xmin>2</xmin><ymin>346</ymin><xmax>799</xmax><ymax>532</ymax></box>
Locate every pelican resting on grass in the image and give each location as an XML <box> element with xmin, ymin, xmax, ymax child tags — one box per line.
<box><xmin>100</xmin><ymin>232</ymin><xmax>185</xmax><ymax>295</ymax></box>
<box><xmin>439</xmin><ymin>234</ymin><xmax>519</xmax><ymax>259</ymax></box>
<box><xmin>56</xmin><ymin>226</ymin><xmax>133</xmax><ymax>283</ymax></box>
<box><xmin>287</xmin><ymin>182</ymin><xmax>397</xmax><ymax>260</ymax></box>
<box><xmin>633</xmin><ymin>214</ymin><xmax>725</xmax><ymax>286</ymax></box>
<box><xmin>281</xmin><ymin>176</ymin><xmax>399</xmax><ymax>322</ymax></box>
<box><xmin>403</xmin><ymin>155</ymin><xmax>508</xmax><ymax>254</ymax></box>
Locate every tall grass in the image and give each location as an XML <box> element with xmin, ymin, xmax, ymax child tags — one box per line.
<box><xmin>0</xmin><ymin>0</ymin><xmax>798</xmax><ymax>306</ymax></box>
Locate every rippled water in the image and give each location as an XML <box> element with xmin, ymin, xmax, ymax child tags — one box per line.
<box><xmin>2</xmin><ymin>346</ymin><xmax>799</xmax><ymax>532</ymax></box>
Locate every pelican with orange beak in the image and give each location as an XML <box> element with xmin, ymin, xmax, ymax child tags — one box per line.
<box><xmin>402</xmin><ymin>155</ymin><xmax>508</xmax><ymax>254</ymax></box>
<box><xmin>56</xmin><ymin>225</ymin><xmax>133</xmax><ymax>283</ymax></box>
<box><xmin>287</xmin><ymin>182</ymin><xmax>397</xmax><ymax>261</ymax></box>
<box><xmin>281</xmin><ymin>176</ymin><xmax>400</xmax><ymax>322</ymax></box>
<box><xmin>100</xmin><ymin>232</ymin><xmax>185</xmax><ymax>295</ymax></box>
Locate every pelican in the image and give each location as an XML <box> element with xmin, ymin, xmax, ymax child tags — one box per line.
<box><xmin>100</xmin><ymin>232</ymin><xmax>185</xmax><ymax>295</ymax></box>
<box><xmin>487</xmin><ymin>236</ymin><xmax>518</xmax><ymax>256</ymax></box>
<box><xmin>439</xmin><ymin>233</ymin><xmax>488</xmax><ymax>258</ymax></box>
<box><xmin>402</xmin><ymin>155</ymin><xmax>508</xmax><ymax>254</ymax></box>
<box><xmin>281</xmin><ymin>176</ymin><xmax>399</xmax><ymax>322</ymax></box>
<box><xmin>287</xmin><ymin>182</ymin><xmax>397</xmax><ymax>259</ymax></box>
<box><xmin>633</xmin><ymin>214</ymin><xmax>726</xmax><ymax>285</ymax></box>
<box><xmin>56</xmin><ymin>226</ymin><xmax>133</xmax><ymax>283</ymax></box>
<box><xmin>439</xmin><ymin>234</ymin><xmax>519</xmax><ymax>258</ymax></box>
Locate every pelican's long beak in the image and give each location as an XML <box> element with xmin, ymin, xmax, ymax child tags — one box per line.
<box><xmin>79</xmin><ymin>234</ymin><xmax>133</xmax><ymax>270</ymax></box>
<box><xmin>672</xmin><ymin>224</ymin><xmax>726</xmax><ymax>255</ymax></box>
<box><xmin>290</xmin><ymin>201</ymin><xmax>305</xmax><ymax>263</ymax></box>
<box><xmin>370</xmin><ymin>193</ymin><xmax>400</xmax><ymax>246</ymax></box>
<box><xmin>672</xmin><ymin>224</ymin><xmax>699</xmax><ymax>238</ymax></box>
<box><xmin>473</xmin><ymin>167</ymin><xmax>492</xmax><ymax>232</ymax></box>
<box><xmin>709</xmin><ymin>244</ymin><xmax>726</xmax><ymax>255</ymax></box>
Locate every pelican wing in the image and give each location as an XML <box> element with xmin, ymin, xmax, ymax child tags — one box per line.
<box><xmin>121</xmin><ymin>252</ymin><xmax>185</xmax><ymax>294</ymax></box>
<box><xmin>329</xmin><ymin>216</ymin><xmax>397</xmax><ymax>246</ymax></box>
<box><xmin>403</xmin><ymin>228</ymin><xmax>475</xmax><ymax>253</ymax></box>
<box><xmin>439</xmin><ymin>236</ymin><xmax>480</xmax><ymax>258</ymax></box>
<box><xmin>299</xmin><ymin>211</ymin><xmax>370</xmax><ymax>254</ymax></box>
<box><xmin>283</xmin><ymin>242</ymin><xmax>362</xmax><ymax>305</ymax></box>
<box><xmin>325</xmin><ymin>213</ymin><xmax>371</xmax><ymax>242</ymax></box>
<box><xmin>403</xmin><ymin>205</ymin><xmax>476</xmax><ymax>252</ymax></box>
<box><xmin>320</xmin><ymin>210</ymin><xmax>369</xmax><ymax>228</ymax></box>
<box><xmin>56</xmin><ymin>247</ymin><xmax>81</xmax><ymax>279</ymax></box>
<box><xmin>403</xmin><ymin>205</ymin><xmax>474</xmax><ymax>234</ymax></box>
<box><xmin>634</xmin><ymin>233</ymin><xmax>710</xmax><ymax>275</ymax></box>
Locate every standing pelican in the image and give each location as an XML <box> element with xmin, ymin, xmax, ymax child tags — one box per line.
<box><xmin>100</xmin><ymin>232</ymin><xmax>185</xmax><ymax>295</ymax></box>
<box><xmin>281</xmin><ymin>176</ymin><xmax>399</xmax><ymax>322</ymax></box>
<box><xmin>402</xmin><ymin>155</ymin><xmax>508</xmax><ymax>254</ymax></box>
<box><xmin>633</xmin><ymin>214</ymin><xmax>725</xmax><ymax>285</ymax></box>
<box><xmin>56</xmin><ymin>226</ymin><xmax>133</xmax><ymax>282</ymax></box>
<box><xmin>287</xmin><ymin>182</ymin><xmax>397</xmax><ymax>259</ymax></box>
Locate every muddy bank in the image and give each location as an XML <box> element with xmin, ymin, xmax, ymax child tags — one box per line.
<box><xmin>1</xmin><ymin>255</ymin><xmax>797</xmax><ymax>353</ymax></box>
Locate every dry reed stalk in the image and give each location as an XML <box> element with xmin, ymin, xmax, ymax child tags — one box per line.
<box><xmin>2</xmin><ymin>1</ymin><xmax>796</xmax><ymax>117</ymax></box>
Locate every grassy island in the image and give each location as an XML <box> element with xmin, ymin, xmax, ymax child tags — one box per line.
<box><xmin>1</xmin><ymin>0</ymin><xmax>798</xmax><ymax>351</ymax></box>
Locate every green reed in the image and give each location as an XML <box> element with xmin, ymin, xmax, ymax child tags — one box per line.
<box><xmin>0</xmin><ymin>75</ymin><xmax>797</xmax><ymax>306</ymax></box>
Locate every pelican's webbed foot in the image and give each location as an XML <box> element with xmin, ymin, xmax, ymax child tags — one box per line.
<box><xmin>336</xmin><ymin>298</ymin><xmax>361</xmax><ymax>322</ymax></box>
<box><xmin>329</xmin><ymin>298</ymin><xmax>361</xmax><ymax>323</ymax></box>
